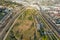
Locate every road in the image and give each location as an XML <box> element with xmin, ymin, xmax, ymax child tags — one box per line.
<box><xmin>0</xmin><ymin>13</ymin><xmax>12</xmax><ymax>32</ymax></box>
<box><xmin>30</xmin><ymin>10</ymin><xmax>53</xmax><ymax>40</ymax></box>
<box><xmin>0</xmin><ymin>6</ymin><xmax>26</xmax><ymax>40</ymax></box>
<box><xmin>43</xmin><ymin>13</ymin><xmax>60</xmax><ymax>34</ymax></box>
<box><xmin>34</xmin><ymin>14</ymin><xmax>57</xmax><ymax>40</ymax></box>
<box><xmin>3</xmin><ymin>7</ymin><xmax>27</xmax><ymax>40</ymax></box>
<box><xmin>1</xmin><ymin>1</ymin><xmax>60</xmax><ymax>40</ymax></box>
<box><xmin>0</xmin><ymin>0</ymin><xmax>30</xmax><ymax>40</ymax></box>
<box><xmin>39</xmin><ymin>7</ymin><xmax>60</xmax><ymax>39</ymax></box>
<box><xmin>31</xmin><ymin>4</ymin><xmax>60</xmax><ymax>39</ymax></box>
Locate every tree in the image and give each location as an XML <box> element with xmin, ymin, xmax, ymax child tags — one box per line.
<box><xmin>34</xmin><ymin>31</ymin><xmax>37</xmax><ymax>40</ymax></box>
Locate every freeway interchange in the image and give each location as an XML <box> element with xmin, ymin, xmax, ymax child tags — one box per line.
<box><xmin>0</xmin><ymin>0</ymin><xmax>60</xmax><ymax>40</ymax></box>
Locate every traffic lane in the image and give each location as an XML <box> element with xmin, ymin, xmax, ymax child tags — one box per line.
<box><xmin>41</xmin><ymin>12</ymin><xmax>60</xmax><ymax>38</ymax></box>
<box><xmin>34</xmin><ymin>15</ymin><xmax>53</xmax><ymax>40</ymax></box>
<box><xmin>42</xmin><ymin>13</ymin><xmax>60</xmax><ymax>34</ymax></box>
<box><xmin>0</xmin><ymin>7</ymin><xmax>26</xmax><ymax>40</ymax></box>
<box><xmin>3</xmin><ymin>7</ymin><xmax>27</xmax><ymax>40</ymax></box>
<box><xmin>38</xmin><ymin>11</ymin><xmax>60</xmax><ymax>39</ymax></box>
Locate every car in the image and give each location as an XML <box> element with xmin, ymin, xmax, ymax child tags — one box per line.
<box><xmin>55</xmin><ymin>18</ymin><xmax>60</xmax><ymax>24</ymax></box>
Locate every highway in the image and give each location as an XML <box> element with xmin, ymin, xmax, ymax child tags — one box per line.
<box><xmin>39</xmin><ymin>7</ymin><xmax>60</xmax><ymax>39</ymax></box>
<box><xmin>0</xmin><ymin>6</ymin><xmax>26</xmax><ymax>40</ymax></box>
<box><xmin>33</xmin><ymin>12</ymin><xmax>54</xmax><ymax>40</ymax></box>
<box><xmin>0</xmin><ymin>0</ymin><xmax>60</xmax><ymax>40</ymax></box>
<box><xmin>31</xmin><ymin>4</ymin><xmax>60</xmax><ymax>39</ymax></box>
<box><xmin>0</xmin><ymin>0</ymin><xmax>31</xmax><ymax>40</ymax></box>
<box><xmin>3</xmin><ymin>7</ymin><xmax>27</xmax><ymax>40</ymax></box>
<box><xmin>0</xmin><ymin>13</ymin><xmax>12</xmax><ymax>32</ymax></box>
<box><xmin>43</xmin><ymin>13</ymin><xmax>60</xmax><ymax>34</ymax></box>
